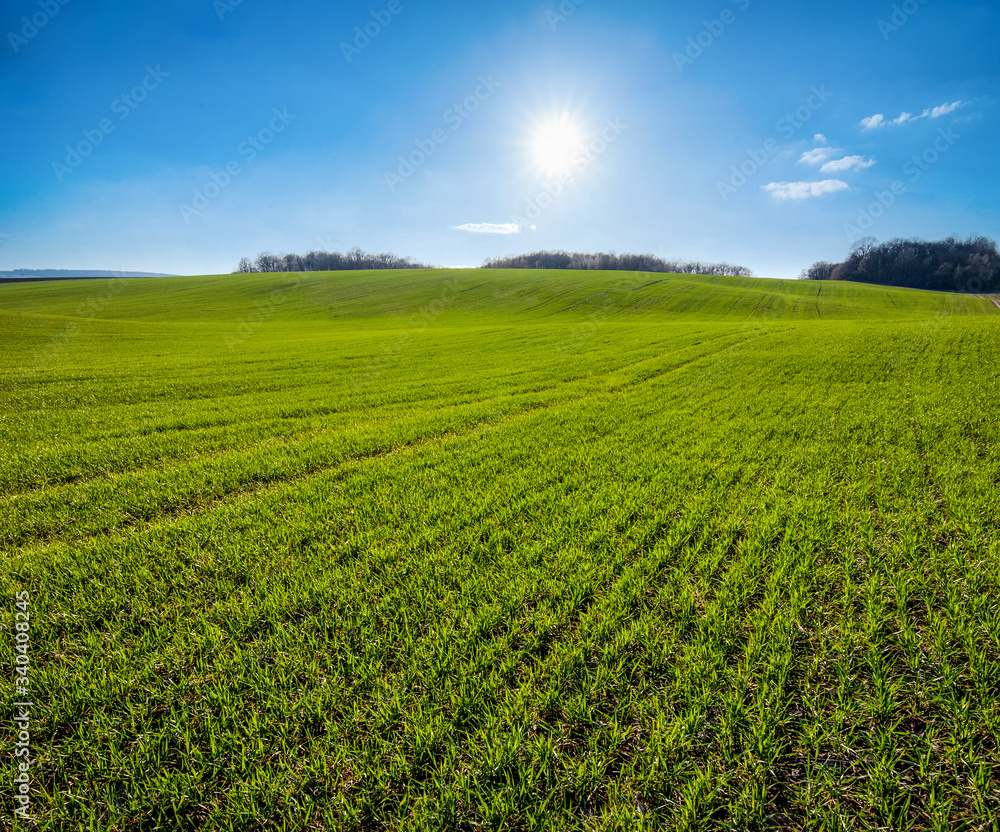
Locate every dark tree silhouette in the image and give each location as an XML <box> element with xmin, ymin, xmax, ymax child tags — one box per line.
<box><xmin>850</xmin><ymin>236</ymin><xmax>878</xmax><ymax>261</ymax></box>
<box><xmin>799</xmin><ymin>237</ymin><xmax>1000</xmax><ymax>293</ymax></box>
<box><xmin>798</xmin><ymin>261</ymin><xmax>837</xmax><ymax>281</ymax></box>
<box><xmin>233</xmin><ymin>248</ymin><xmax>755</xmax><ymax>278</ymax></box>
<box><xmin>253</xmin><ymin>252</ymin><xmax>282</xmax><ymax>273</ymax></box>
<box><xmin>482</xmin><ymin>250</ymin><xmax>753</xmax><ymax>277</ymax></box>
<box><xmin>233</xmin><ymin>248</ymin><xmax>430</xmax><ymax>273</ymax></box>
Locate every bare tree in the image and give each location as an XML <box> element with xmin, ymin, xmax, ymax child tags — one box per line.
<box><xmin>232</xmin><ymin>248</ymin><xmax>429</xmax><ymax>274</ymax></box>
<box><xmin>849</xmin><ymin>236</ymin><xmax>878</xmax><ymax>262</ymax></box>
<box><xmin>254</xmin><ymin>252</ymin><xmax>282</xmax><ymax>273</ymax></box>
<box><xmin>482</xmin><ymin>251</ymin><xmax>754</xmax><ymax>277</ymax></box>
<box><xmin>801</xmin><ymin>236</ymin><xmax>999</xmax><ymax>292</ymax></box>
<box><xmin>282</xmin><ymin>253</ymin><xmax>303</xmax><ymax>272</ymax></box>
<box><xmin>798</xmin><ymin>261</ymin><xmax>837</xmax><ymax>280</ymax></box>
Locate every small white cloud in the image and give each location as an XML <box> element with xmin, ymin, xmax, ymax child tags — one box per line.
<box><xmin>799</xmin><ymin>147</ymin><xmax>834</xmax><ymax>165</ymax></box>
<box><xmin>862</xmin><ymin>111</ymin><xmax>915</xmax><ymax>128</ymax></box>
<box><xmin>452</xmin><ymin>223</ymin><xmax>520</xmax><ymax>234</ymax></box>
<box><xmin>862</xmin><ymin>101</ymin><xmax>963</xmax><ymax>129</ymax></box>
<box><xmin>820</xmin><ymin>155</ymin><xmax>876</xmax><ymax>173</ymax></box>
<box><xmin>813</xmin><ymin>133</ymin><xmax>828</xmax><ymax>144</ymax></box>
<box><xmin>922</xmin><ymin>100</ymin><xmax>962</xmax><ymax>119</ymax></box>
<box><xmin>762</xmin><ymin>179</ymin><xmax>849</xmax><ymax>200</ymax></box>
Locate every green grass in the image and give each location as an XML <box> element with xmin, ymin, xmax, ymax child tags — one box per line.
<box><xmin>2</xmin><ymin>269</ymin><xmax>999</xmax><ymax>830</ymax></box>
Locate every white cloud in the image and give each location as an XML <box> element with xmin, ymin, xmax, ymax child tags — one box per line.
<box><xmin>813</xmin><ymin>133</ymin><xmax>828</xmax><ymax>144</ymax></box>
<box><xmin>762</xmin><ymin>179</ymin><xmax>849</xmax><ymax>200</ymax></box>
<box><xmin>820</xmin><ymin>155</ymin><xmax>876</xmax><ymax>173</ymax></box>
<box><xmin>862</xmin><ymin>101</ymin><xmax>963</xmax><ymax>129</ymax></box>
<box><xmin>861</xmin><ymin>112</ymin><xmax>915</xmax><ymax>128</ymax></box>
<box><xmin>799</xmin><ymin>147</ymin><xmax>834</xmax><ymax>165</ymax></box>
<box><xmin>922</xmin><ymin>100</ymin><xmax>962</xmax><ymax>119</ymax></box>
<box><xmin>452</xmin><ymin>222</ymin><xmax>520</xmax><ymax>234</ymax></box>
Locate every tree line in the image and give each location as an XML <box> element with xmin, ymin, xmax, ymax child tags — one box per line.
<box><xmin>799</xmin><ymin>236</ymin><xmax>1000</xmax><ymax>293</ymax></box>
<box><xmin>231</xmin><ymin>247</ymin><xmax>754</xmax><ymax>278</ymax></box>
<box><xmin>233</xmin><ymin>248</ymin><xmax>430</xmax><ymax>273</ymax></box>
<box><xmin>481</xmin><ymin>250</ymin><xmax>754</xmax><ymax>276</ymax></box>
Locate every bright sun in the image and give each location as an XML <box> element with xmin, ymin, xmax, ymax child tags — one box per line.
<box><xmin>532</xmin><ymin>113</ymin><xmax>584</xmax><ymax>175</ymax></box>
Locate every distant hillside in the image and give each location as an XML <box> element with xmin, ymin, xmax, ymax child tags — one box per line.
<box><xmin>0</xmin><ymin>269</ymin><xmax>174</xmax><ymax>282</ymax></box>
<box><xmin>1</xmin><ymin>268</ymin><xmax>996</xmax><ymax>325</ymax></box>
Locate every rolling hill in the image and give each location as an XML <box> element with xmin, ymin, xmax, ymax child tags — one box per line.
<box><xmin>2</xmin><ymin>270</ymin><xmax>999</xmax><ymax>830</ymax></box>
<box><xmin>0</xmin><ymin>268</ymin><xmax>991</xmax><ymax>326</ymax></box>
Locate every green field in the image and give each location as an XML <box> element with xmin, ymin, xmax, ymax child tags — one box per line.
<box><xmin>3</xmin><ymin>269</ymin><xmax>1000</xmax><ymax>830</ymax></box>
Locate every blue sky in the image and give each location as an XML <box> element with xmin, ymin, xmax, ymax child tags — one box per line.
<box><xmin>1</xmin><ymin>0</ymin><xmax>997</xmax><ymax>278</ymax></box>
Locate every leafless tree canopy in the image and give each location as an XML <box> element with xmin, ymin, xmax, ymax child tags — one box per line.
<box><xmin>232</xmin><ymin>247</ymin><xmax>755</xmax><ymax>278</ymax></box>
<box><xmin>799</xmin><ymin>237</ymin><xmax>1000</xmax><ymax>293</ymax></box>
<box><xmin>797</xmin><ymin>261</ymin><xmax>838</xmax><ymax>281</ymax></box>
<box><xmin>233</xmin><ymin>248</ymin><xmax>430</xmax><ymax>273</ymax></box>
<box><xmin>481</xmin><ymin>250</ymin><xmax>753</xmax><ymax>277</ymax></box>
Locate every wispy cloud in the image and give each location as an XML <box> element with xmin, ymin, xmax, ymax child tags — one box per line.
<box><xmin>820</xmin><ymin>155</ymin><xmax>876</xmax><ymax>173</ymax></box>
<box><xmin>799</xmin><ymin>147</ymin><xmax>835</xmax><ymax>165</ymax></box>
<box><xmin>452</xmin><ymin>222</ymin><xmax>520</xmax><ymax>234</ymax></box>
<box><xmin>921</xmin><ymin>101</ymin><xmax>962</xmax><ymax>119</ymax></box>
<box><xmin>861</xmin><ymin>100</ymin><xmax>963</xmax><ymax>129</ymax></box>
<box><xmin>799</xmin><ymin>139</ymin><xmax>876</xmax><ymax>174</ymax></box>
<box><xmin>861</xmin><ymin>112</ymin><xmax>915</xmax><ymax>129</ymax></box>
<box><xmin>762</xmin><ymin>179</ymin><xmax>849</xmax><ymax>200</ymax></box>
